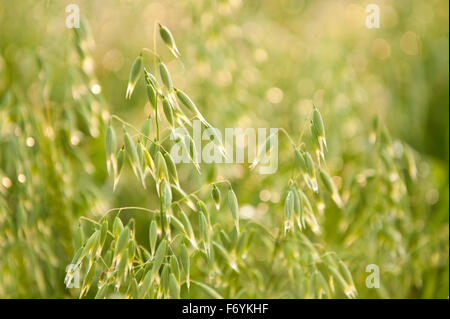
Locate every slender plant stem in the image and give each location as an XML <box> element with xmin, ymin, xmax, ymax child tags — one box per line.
<box><xmin>100</xmin><ymin>206</ymin><xmax>159</xmax><ymax>221</ymax></box>
<box><xmin>153</xmin><ymin>21</ymin><xmax>160</xmax><ymax>142</ymax></box>
<box><xmin>279</xmin><ymin>127</ymin><xmax>296</xmax><ymax>146</ymax></box>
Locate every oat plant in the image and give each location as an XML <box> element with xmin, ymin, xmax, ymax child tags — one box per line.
<box><xmin>65</xmin><ymin>23</ymin><xmax>358</xmax><ymax>299</ymax></box>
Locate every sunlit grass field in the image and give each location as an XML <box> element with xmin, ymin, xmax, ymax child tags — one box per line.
<box><xmin>0</xmin><ymin>0</ymin><xmax>448</xmax><ymax>298</ymax></box>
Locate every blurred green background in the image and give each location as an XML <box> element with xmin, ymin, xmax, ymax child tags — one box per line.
<box><xmin>0</xmin><ymin>0</ymin><xmax>448</xmax><ymax>298</ymax></box>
